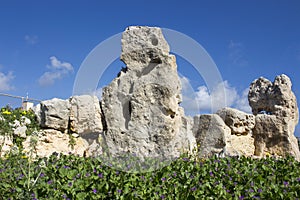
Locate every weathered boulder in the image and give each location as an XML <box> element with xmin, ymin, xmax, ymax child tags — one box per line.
<box><xmin>192</xmin><ymin>114</ymin><xmax>231</xmax><ymax>157</ymax></box>
<box><xmin>249</xmin><ymin>74</ymin><xmax>299</xmax><ymax>121</ymax></box>
<box><xmin>217</xmin><ymin>107</ymin><xmax>255</xmax><ymax>135</ymax></box>
<box><xmin>253</xmin><ymin>114</ymin><xmax>300</xmax><ymax>159</ymax></box>
<box><xmin>101</xmin><ymin>26</ymin><xmax>193</xmax><ymax>160</ymax></box>
<box><xmin>69</xmin><ymin>95</ymin><xmax>103</xmax><ymax>135</ymax></box>
<box><xmin>249</xmin><ymin>74</ymin><xmax>300</xmax><ymax>160</ymax></box>
<box><xmin>35</xmin><ymin>98</ymin><xmax>70</xmax><ymax>132</ymax></box>
<box><xmin>34</xmin><ymin>95</ymin><xmax>103</xmax><ymax>135</ymax></box>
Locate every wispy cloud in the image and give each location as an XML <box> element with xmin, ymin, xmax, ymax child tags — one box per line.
<box><xmin>228</xmin><ymin>40</ymin><xmax>248</xmax><ymax>66</ymax></box>
<box><xmin>235</xmin><ymin>88</ymin><xmax>252</xmax><ymax>113</ymax></box>
<box><xmin>0</xmin><ymin>71</ymin><xmax>14</xmax><ymax>91</ymax></box>
<box><xmin>180</xmin><ymin>76</ymin><xmax>251</xmax><ymax>116</ymax></box>
<box><xmin>38</xmin><ymin>56</ymin><xmax>74</xmax><ymax>87</ymax></box>
<box><xmin>24</xmin><ymin>35</ymin><xmax>38</xmax><ymax>45</ymax></box>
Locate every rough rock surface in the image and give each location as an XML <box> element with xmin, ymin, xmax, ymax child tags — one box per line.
<box><xmin>229</xmin><ymin>134</ymin><xmax>254</xmax><ymax>157</ymax></box>
<box><xmin>253</xmin><ymin>114</ymin><xmax>300</xmax><ymax>159</ymax></box>
<box><xmin>35</xmin><ymin>95</ymin><xmax>103</xmax><ymax>135</ymax></box>
<box><xmin>249</xmin><ymin>74</ymin><xmax>300</xmax><ymax>160</ymax></box>
<box><xmin>193</xmin><ymin>114</ymin><xmax>231</xmax><ymax>157</ymax></box>
<box><xmin>22</xmin><ymin>129</ymin><xmax>89</xmax><ymax>158</ymax></box>
<box><xmin>217</xmin><ymin>107</ymin><xmax>255</xmax><ymax>135</ymax></box>
<box><xmin>101</xmin><ymin>26</ymin><xmax>192</xmax><ymax>159</ymax></box>
<box><xmin>69</xmin><ymin>95</ymin><xmax>103</xmax><ymax>135</ymax></box>
<box><xmin>249</xmin><ymin>74</ymin><xmax>299</xmax><ymax>121</ymax></box>
<box><xmin>35</xmin><ymin>98</ymin><xmax>70</xmax><ymax>132</ymax></box>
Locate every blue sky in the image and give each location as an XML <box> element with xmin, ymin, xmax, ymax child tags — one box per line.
<box><xmin>0</xmin><ymin>0</ymin><xmax>300</xmax><ymax>136</ymax></box>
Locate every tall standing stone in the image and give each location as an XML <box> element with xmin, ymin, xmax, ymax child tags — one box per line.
<box><xmin>101</xmin><ymin>26</ymin><xmax>192</xmax><ymax>160</ymax></box>
<box><xmin>248</xmin><ymin>74</ymin><xmax>300</xmax><ymax>160</ymax></box>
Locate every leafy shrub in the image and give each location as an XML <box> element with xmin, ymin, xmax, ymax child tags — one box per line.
<box><xmin>0</xmin><ymin>106</ymin><xmax>299</xmax><ymax>199</ymax></box>
<box><xmin>0</xmin><ymin>153</ymin><xmax>299</xmax><ymax>199</ymax></box>
<box><xmin>0</xmin><ymin>106</ymin><xmax>39</xmax><ymax>150</ymax></box>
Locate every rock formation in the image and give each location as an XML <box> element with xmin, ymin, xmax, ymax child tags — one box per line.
<box><xmin>35</xmin><ymin>95</ymin><xmax>103</xmax><ymax>136</ymax></box>
<box><xmin>248</xmin><ymin>74</ymin><xmax>300</xmax><ymax>160</ymax></box>
<box><xmin>217</xmin><ymin>107</ymin><xmax>255</xmax><ymax>136</ymax></box>
<box><xmin>22</xmin><ymin>129</ymin><xmax>89</xmax><ymax>158</ymax></box>
<box><xmin>69</xmin><ymin>95</ymin><xmax>103</xmax><ymax>142</ymax></box>
<box><xmin>2</xmin><ymin>26</ymin><xmax>299</xmax><ymax>163</ymax></box>
<box><xmin>31</xmin><ymin>95</ymin><xmax>104</xmax><ymax>157</ymax></box>
<box><xmin>35</xmin><ymin>98</ymin><xmax>70</xmax><ymax>132</ymax></box>
<box><xmin>101</xmin><ymin>26</ymin><xmax>193</xmax><ymax>160</ymax></box>
<box><xmin>193</xmin><ymin>114</ymin><xmax>231</xmax><ymax>157</ymax></box>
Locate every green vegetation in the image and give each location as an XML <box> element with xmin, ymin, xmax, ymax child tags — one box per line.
<box><xmin>0</xmin><ymin>106</ymin><xmax>39</xmax><ymax>150</ymax></box>
<box><xmin>0</xmin><ymin>153</ymin><xmax>299</xmax><ymax>199</ymax></box>
<box><xmin>0</xmin><ymin>106</ymin><xmax>300</xmax><ymax>199</ymax></box>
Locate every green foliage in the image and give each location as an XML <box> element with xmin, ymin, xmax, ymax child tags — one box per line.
<box><xmin>68</xmin><ymin>134</ymin><xmax>76</xmax><ymax>150</ymax></box>
<box><xmin>0</xmin><ymin>153</ymin><xmax>299</xmax><ymax>199</ymax></box>
<box><xmin>0</xmin><ymin>106</ymin><xmax>40</xmax><ymax>150</ymax></box>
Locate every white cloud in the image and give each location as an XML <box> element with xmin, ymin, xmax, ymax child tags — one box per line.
<box><xmin>180</xmin><ymin>76</ymin><xmax>251</xmax><ymax>116</ymax></box>
<box><xmin>0</xmin><ymin>71</ymin><xmax>14</xmax><ymax>91</ymax></box>
<box><xmin>235</xmin><ymin>88</ymin><xmax>252</xmax><ymax>113</ymax></box>
<box><xmin>228</xmin><ymin>40</ymin><xmax>248</xmax><ymax>66</ymax></box>
<box><xmin>38</xmin><ymin>56</ymin><xmax>74</xmax><ymax>87</ymax></box>
<box><xmin>25</xmin><ymin>35</ymin><xmax>38</xmax><ymax>45</ymax></box>
<box><xmin>48</xmin><ymin>56</ymin><xmax>73</xmax><ymax>71</ymax></box>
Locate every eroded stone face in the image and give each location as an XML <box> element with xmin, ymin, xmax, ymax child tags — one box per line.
<box><xmin>249</xmin><ymin>74</ymin><xmax>300</xmax><ymax>160</ymax></box>
<box><xmin>217</xmin><ymin>107</ymin><xmax>255</xmax><ymax>136</ymax></box>
<box><xmin>34</xmin><ymin>95</ymin><xmax>103</xmax><ymax>136</ymax></box>
<box><xmin>69</xmin><ymin>95</ymin><xmax>103</xmax><ymax>136</ymax></box>
<box><xmin>35</xmin><ymin>98</ymin><xmax>70</xmax><ymax>132</ymax></box>
<box><xmin>193</xmin><ymin>114</ymin><xmax>231</xmax><ymax>158</ymax></box>
<box><xmin>249</xmin><ymin>74</ymin><xmax>299</xmax><ymax>122</ymax></box>
<box><xmin>101</xmin><ymin>26</ymin><xmax>192</xmax><ymax>160</ymax></box>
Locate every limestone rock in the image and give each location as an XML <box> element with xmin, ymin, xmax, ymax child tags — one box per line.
<box><xmin>217</xmin><ymin>107</ymin><xmax>255</xmax><ymax>135</ymax></box>
<box><xmin>69</xmin><ymin>95</ymin><xmax>103</xmax><ymax>135</ymax></box>
<box><xmin>248</xmin><ymin>74</ymin><xmax>299</xmax><ymax>121</ymax></box>
<box><xmin>249</xmin><ymin>74</ymin><xmax>300</xmax><ymax>160</ymax></box>
<box><xmin>229</xmin><ymin>134</ymin><xmax>255</xmax><ymax>157</ymax></box>
<box><xmin>193</xmin><ymin>114</ymin><xmax>231</xmax><ymax>158</ymax></box>
<box><xmin>84</xmin><ymin>139</ymin><xmax>103</xmax><ymax>157</ymax></box>
<box><xmin>253</xmin><ymin>114</ymin><xmax>300</xmax><ymax>160</ymax></box>
<box><xmin>101</xmin><ymin>26</ymin><xmax>193</xmax><ymax>160</ymax></box>
<box><xmin>35</xmin><ymin>98</ymin><xmax>70</xmax><ymax>132</ymax></box>
<box><xmin>120</xmin><ymin>26</ymin><xmax>170</xmax><ymax>66</ymax></box>
<box><xmin>34</xmin><ymin>95</ymin><xmax>103</xmax><ymax>136</ymax></box>
<box><xmin>22</xmin><ymin>129</ymin><xmax>89</xmax><ymax>158</ymax></box>
<box><xmin>13</xmin><ymin>126</ymin><xmax>27</xmax><ymax>138</ymax></box>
